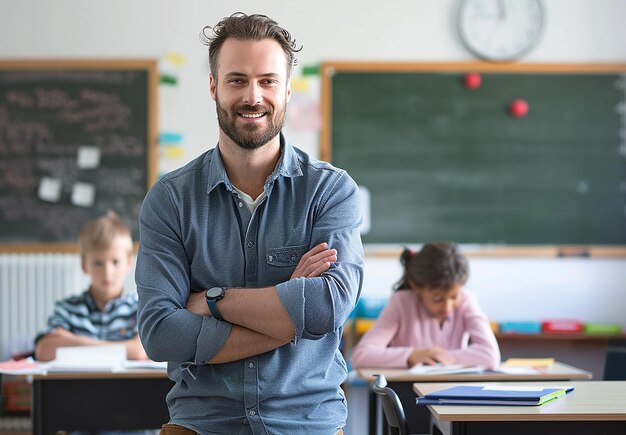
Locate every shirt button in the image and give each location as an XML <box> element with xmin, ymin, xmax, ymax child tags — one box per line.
<box><xmin>247</xmin><ymin>241</ymin><xmax>254</xmax><ymax>248</ymax></box>
<box><xmin>249</xmin><ymin>409</ymin><xmax>256</xmax><ymax>416</ymax></box>
<box><xmin>238</xmin><ymin>202</ymin><xmax>243</xmax><ymax>207</ymax></box>
<box><xmin>291</xmin><ymin>255</ymin><xmax>296</xmax><ymax>261</ymax></box>
<box><xmin>248</xmin><ymin>362</ymin><xmax>254</xmax><ymax>368</ymax></box>
<box><xmin>268</xmin><ymin>255</ymin><xmax>273</xmax><ymax>262</ymax></box>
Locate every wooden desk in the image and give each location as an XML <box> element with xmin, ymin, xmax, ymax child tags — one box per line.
<box><xmin>32</xmin><ymin>369</ymin><xmax>173</xmax><ymax>435</ymax></box>
<box><xmin>357</xmin><ymin>362</ymin><xmax>592</xmax><ymax>435</ymax></box>
<box><xmin>413</xmin><ymin>381</ymin><xmax>626</xmax><ymax>435</ymax></box>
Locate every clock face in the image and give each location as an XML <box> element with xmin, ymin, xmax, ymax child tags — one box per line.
<box><xmin>458</xmin><ymin>0</ymin><xmax>544</xmax><ymax>62</ymax></box>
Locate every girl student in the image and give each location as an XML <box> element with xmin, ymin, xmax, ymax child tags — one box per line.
<box><xmin>350</xmin><ymin>242</ymin><xmax>500</xmax><ymax>369</ymax></box>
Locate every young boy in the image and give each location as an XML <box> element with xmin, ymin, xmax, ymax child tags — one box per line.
<box><xmin>35</xmin><ymin>211</ymin><xmax>147</xmax><ymax>361</ymax></box>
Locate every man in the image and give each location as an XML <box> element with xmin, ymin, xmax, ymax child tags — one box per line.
<box><xmin>136</xmin><ymin>12</ymin><xmax>364</xmax><ymax>435</ymax></box>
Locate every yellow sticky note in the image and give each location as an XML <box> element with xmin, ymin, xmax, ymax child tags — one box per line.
<box><xmin>161</xmin><ymin>145</ymin><xmax>185</xmax><ymax>159</ymax></box>
<box><xmin>502</xmin><ymin>358</ymin><xmax>555</xmax><ymax>368</ymax></box>
<box><xmin>165</xmin><ymin>52</ymin><xmax>186</xmax><ymax>66</ymax></box>
<box><xmin>290</xmin><ymin>77</ymin><xmax>309</xmax><ymax>93</ymax></box>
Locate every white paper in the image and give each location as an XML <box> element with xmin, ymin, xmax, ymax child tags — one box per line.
<box><xmin>71</xmin><ymin>182</ymin><xmax>96</xmax><ymax>207</ymax></box>
<box><xmin>124</xmin><ymin>360</ymin><xmax>168</xmax><ymax>370</ymax></box>
<box><xmin>409</xmin><ymin>363</ymin><xmax>484</xmax><ymax>375</ymax></box>
<box><xmin>37</xmin><ymin>177</ymin><xmax>63</xmax><ymax>202</ymax></box>
<box><xmin>496</xmin><ymin>366</ymin><xmax>542</xmax><ymax>375</ymax></box>
<box><xmin>77</xmin><ymin>146</ymin><xmax>101</xmax><ymax>169</ymax></box>
<box><xmin>359</xmin><ymin>185</ymin><xmax>371</xmax><ymax>234</ymax></box>
<box><xmin>46</xmin><ymin>344</ymin><xmax>126</xmax><ymax>372</ymax></box>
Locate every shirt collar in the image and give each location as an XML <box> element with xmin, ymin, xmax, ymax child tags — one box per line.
<box><xmin>206</xmin><ymin>133</ymin><xmax>303</xmax><ymax>195</ymax></box>
<box><xmin>84</xmin><ymin>288</ymin><xmax>127</xmax><ymax>313</ymax></box>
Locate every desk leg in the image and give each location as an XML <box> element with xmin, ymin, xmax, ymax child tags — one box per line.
<box><xmin>32</xmin><ymin>380</ymin><xmax>43</xmax><ymax>435</ymax></box>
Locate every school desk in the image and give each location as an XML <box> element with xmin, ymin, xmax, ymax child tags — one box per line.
<box><xmin>357</xmin><ymin>361</ymin><xmax>592</xmax><ymax>435</ymax></box>
<box><xmin>413</xmin><ymin>381</ymin><xmax>626</xmax><ymax>435</ymax></box>
<box><xmin>32</xmin><ymin>369</ymin><xmax>173</xmax><ymax>435</ymax></box>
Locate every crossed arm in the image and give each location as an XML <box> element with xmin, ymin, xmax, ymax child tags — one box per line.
<box><xmin>186</xmin><ymin>242</ymin><xmax>337</xmax><ymax>363</ymax></box>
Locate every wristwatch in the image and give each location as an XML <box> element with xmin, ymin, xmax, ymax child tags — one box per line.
<box><xmin>205</xmin><ymin>286</ymin><xmax>227</xmax><ymax>320</ymax></box>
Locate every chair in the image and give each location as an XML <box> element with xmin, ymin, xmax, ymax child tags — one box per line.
<box><xmin>603</xmin><ymin>346</ymin><xmax>626</xmax><ymax>380</ymax></box>
<box><xmin>371</xmin><ymin>374</ymin><xmax>410</xmax><ymax>435</ymax></box>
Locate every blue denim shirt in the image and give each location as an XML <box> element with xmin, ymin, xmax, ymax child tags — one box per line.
<box><xmin>136</xmin><ymin>136</ymin><xmax>364</xmax><ymax>435</ymax></box>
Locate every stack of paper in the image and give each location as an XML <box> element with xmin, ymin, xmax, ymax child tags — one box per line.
<box><xmin>45</xmin><ymin>344</ymin><xmax>127</xmax><ymax>372</ymax></box>
<box><xmin>416</xmin><ymin>384</ymin><xmax>574</xmax><ymax>406</ymax></box>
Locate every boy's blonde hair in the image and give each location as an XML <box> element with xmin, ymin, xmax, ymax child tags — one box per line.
<box><xmin>78</xmin><ymin>211</ymin><xmax>133</xmax><ymax>261</ymax></box>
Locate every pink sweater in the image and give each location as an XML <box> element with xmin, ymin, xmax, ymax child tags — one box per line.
<box><xmin>350</xmin><ymin>289</ymin><xmax>500</xmax><ymax>370</ymax></box>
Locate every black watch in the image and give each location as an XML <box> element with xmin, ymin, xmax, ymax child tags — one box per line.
<box><xmin>205</xmin><ymin>287</ymin><xmax>227</xmax><ymax>320</ymax></box>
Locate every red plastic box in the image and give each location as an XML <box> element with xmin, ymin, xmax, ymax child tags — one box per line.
<box><xmin>541</xmin><ymin>319</ymin><xmax>584</xmax><ymax>333</ymax></box>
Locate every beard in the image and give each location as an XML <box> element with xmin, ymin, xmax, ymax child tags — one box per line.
<box><xmin>215</xmin><ymin>93</ymin><xmax>287</xmax><ymax>150</ymax></box>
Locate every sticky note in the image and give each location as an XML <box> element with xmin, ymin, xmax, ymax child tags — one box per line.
<box><xmin>77</xmin><ymin>146</ymin><xmax>101</xmax><ymax>169</ymax></box>
<box><xmin>71</xmin><ymin>182</ymin><xmax>96</xmax><ymax>208</ymax></box>
<box><xmin>160</xmin><ymin>74</ymin><xmax>178</xmax><ymax>85</ymax></box>
<box><xmin>290</xmin><ymin>77</ymin><xmax>310</xmax><ymax>93</ymax></box>
<box><xmin>38</xmin><ymin>177</ymin><xmax>63</xmax><ymax>203</ymax></box>
<box><xmin>165</xmin><ymin>52</ymin><xmax>186</xmax><ymax>66</ymax></box>
<box><xmin>159</xmin><ymin>132</ymin><xmax>183</xmax><ymax>144</ymax></box>
<box><xmin>302</xmin><ymin>65</ymin><xmax>320</xmax><ymax>76</ymax></box>
<box><xmin>161</xmin><ymin>145</ymin><xmax>185</xmax><ymax>159</ymax></box>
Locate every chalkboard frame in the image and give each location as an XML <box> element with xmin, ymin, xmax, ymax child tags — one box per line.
<box><xmin>0</xmin><ymin>59</ymin><xmax>158</xmax><ymax>253</ymax></box>
<box><xmin>321</xmin><ymin>62</ymin><xmax>626</xmax><ymax>256</ymax></box>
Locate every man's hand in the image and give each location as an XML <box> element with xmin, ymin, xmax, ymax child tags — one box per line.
<box><xmin>408</xmin><ymin>346</ymin><xmax>455</xmax><ymax>367</ymax></box>
<box><xmin>291</xmin><ymin>242</ymin><xmax>337</xmax><ymax>279</ymax></box>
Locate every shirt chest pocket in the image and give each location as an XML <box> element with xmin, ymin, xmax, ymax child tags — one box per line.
<box><xmin>266</xmin><ymin>245</ymin><xmax>308</xmax><ymax>267</ymax></box>
<box><xmin>266</xmin><ymin>245</ymin><xmax>308</xmax><ymax>282</ymax></box>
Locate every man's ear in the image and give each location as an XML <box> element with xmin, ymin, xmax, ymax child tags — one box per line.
<box><xmin>81</xmin><ymin>259</ymin><xmax>88</xmax><ymax>275</ymax></box>
<box><xmin>286</xmin><ymin>80</ymin><xmax>292</xmax><ymax>103</ymax></box>
<box><xmin>209</xmin><ymin>74</ymin><xmax>217</xmax><ymax>101</ymax></box>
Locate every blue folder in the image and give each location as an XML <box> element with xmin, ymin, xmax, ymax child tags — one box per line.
<box><xmin>416</xmin><ymin>385</ymin><xmax>574</xmax><ymax>406</ymax></box>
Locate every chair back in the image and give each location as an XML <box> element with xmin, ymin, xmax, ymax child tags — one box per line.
<box><xmin>603</xmin><ymin>347</ymin><xmax>626</xmax><ymax>380</ymax></box>
<box><xmin>371</xmin><ymin>374</ymin><xmax>410</xmax><ymax>435</ymax></box>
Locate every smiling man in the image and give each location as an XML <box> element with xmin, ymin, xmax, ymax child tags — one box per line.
<box><xmin>135</xmin><ymin>13</ymin><xmax>364</xmax><ymax>435</ymax></box>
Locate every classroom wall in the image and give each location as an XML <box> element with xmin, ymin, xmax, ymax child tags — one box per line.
<box><xmin>2</xmin><ymin>0</ymin><xmax>625</xmax><ymax>329</ymax></box>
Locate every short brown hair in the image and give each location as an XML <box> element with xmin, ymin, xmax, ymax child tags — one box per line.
<box><xmin>78</xmin><ymin>211</ymin><xmax>132</xmax><ymax>260</ymax></box>
<box><xmin>200</xmin><ymin>12</ymin><xmax>301</xmax><ymax>79</ymax></box>
<box><xmin>395</xmin><ymin>242</ymin><xmax>469</xmax><ymax>291</ymax></box>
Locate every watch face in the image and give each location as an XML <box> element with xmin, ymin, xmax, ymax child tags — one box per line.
<box><xmin>458</xmin><ymin>0</ymin><xmax>544</xmax><ymax>62</ymax></box>
<box><xmin>205</xmin><ymin>287</ymin><xmax>224</xmax><ymax>299</ymax></box>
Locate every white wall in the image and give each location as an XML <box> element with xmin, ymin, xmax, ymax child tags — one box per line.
<box><xmin>2</xmin><ymin>0</ymin><xmax>625</xmax><ymax>327</ymax></box>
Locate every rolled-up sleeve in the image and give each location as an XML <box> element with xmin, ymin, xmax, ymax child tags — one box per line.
<box><xmin>276</xmin><ymin>171</ymin><xmax>364</xmax><ymax>340</ymax></box>
<box><xmin>136</xmin><ymin>180</ymin><xmax>232</xmax><ymax>364</ymax></box>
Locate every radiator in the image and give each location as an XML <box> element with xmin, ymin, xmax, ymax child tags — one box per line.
<box><xmin>0</xmin><ymin>253</ymin><xmax>90</xmax><ymax>360</ymax></box>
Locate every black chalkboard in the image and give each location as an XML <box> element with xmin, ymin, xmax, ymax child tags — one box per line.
<box><xmin>321</xmin><ymin>63</ymin><xmax>626</xmax><ymax>246</ymax></box>
<box><xmin>0</xmin><ymin>60</ymin><xmax>157</xmax><ymax>251</ymax></box>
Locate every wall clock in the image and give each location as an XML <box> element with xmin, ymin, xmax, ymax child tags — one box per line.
<box><xmin>458</xmin><ymin>0</ymin><xmax>544</xmax><ymax>62</ymax></box>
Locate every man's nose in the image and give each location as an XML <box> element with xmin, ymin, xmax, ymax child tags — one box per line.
<box><xmin>243</xmin><ymin>83</ymin><xmax>262</xmax><ymax>105</ymax></box>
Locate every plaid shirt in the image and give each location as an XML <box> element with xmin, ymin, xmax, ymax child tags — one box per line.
<box><xmin>35</xmin><ymin>289</ymin><xmax>139</xmax><ymax>344</ymax></box>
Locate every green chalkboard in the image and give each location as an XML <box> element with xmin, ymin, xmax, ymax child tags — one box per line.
<box><xmin>322</xmin><ymin>63</ymin><xmax>626</xmax><ymax>246</ymax></box>
<box><xmin>0</xmin><ymin>60</ymin><xmax>157</xmax><ymax>251</ymax></box>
